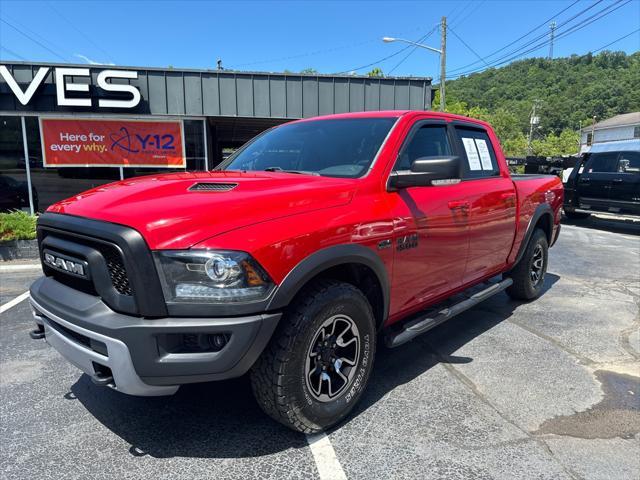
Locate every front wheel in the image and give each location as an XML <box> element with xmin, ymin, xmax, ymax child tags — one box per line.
<box><xmin>505</xmin><ymin>228</ymin><xmax>549</xmax><ymax>300</ymax></box>
<box><xmin>250</xmin><ymin>279</ymin><xmax>376</xmax><ymax>433</ymax></box>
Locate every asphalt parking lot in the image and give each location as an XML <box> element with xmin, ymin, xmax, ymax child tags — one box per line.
<box><xmin>1</xmin><ymin>217</ymin><xmax>639</xmax><ymax>480</ymax></box>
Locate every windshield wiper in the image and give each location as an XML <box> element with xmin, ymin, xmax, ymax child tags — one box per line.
<box><xmin>264</xmin><ymin>167</ymin><xmax>320</xmax><ymax>176</ymax></box>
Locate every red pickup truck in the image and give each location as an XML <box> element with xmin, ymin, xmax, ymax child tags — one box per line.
<box><xmin>29</xmin><ymin>111</ymin><xmax>563</xmax><ymax>433</ymax></box>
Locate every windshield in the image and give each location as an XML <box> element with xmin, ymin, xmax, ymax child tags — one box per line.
<box><xmin>220</xmin><ymin>117</ymin><xmax>397</xmax><ymax>178</ymax></box>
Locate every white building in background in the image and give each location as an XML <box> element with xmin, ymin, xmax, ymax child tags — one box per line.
<box><xmin>580</xmin><ymin>112</ymin><xmax>640</xmax><ymax>154</ymax></box>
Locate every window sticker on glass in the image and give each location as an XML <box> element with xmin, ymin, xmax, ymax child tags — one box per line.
<box><xmin>462</xmin><ymin>137</ymin><xmax>482</xmax><ymax>170</ymax></box>
<box><xmin>474</xmin><ymin>139</ymin><xmax>493</xmax><ymax>170</ymax></box>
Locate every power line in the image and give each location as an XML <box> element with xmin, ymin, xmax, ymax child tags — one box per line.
<box><xmin>447</xmin><ymin>25</ymin><xmax>490</xmax><ymax>67</ymax></box>
<box><xmin>452</xmin><ymin>1</ymin><xmax>624</xmax><ymax>77</ymax></box>
<box><xmin>387</xmin><ymin>24</ymin><xmax>439</xmax><ymax>75</ymax></box>
<box><xmin>456</xmin><ymin>0</ymin><xmax>628</xmax><ymax>75</ymax></box>
<box><xmin>448</xmin><ymin>0</ymin><xmax>582</xmax><ymax>73</ymax></box>
<box><xmin>334</xmin><ymin>45</ymin><xmax>414</xmax><ymax>75</ymax></box>
<box><xmin>451</xmin><ymin>0</ymin><xmax>628</xmax><ymax>77</ymax></box>
<box><xmin>334</xmin><ymin>25</ymin><xmax>440</xmax><ymax>75</ymax></box>
<box><xmin>445</xmin><ymin>1</ymin><xmax>466</xmax><ymax>23</ymax></box>
<box><xmin>46</xmin><ymin>1</ymin><xmax>116</xmax><ymax>64</ymax></box>
<box><xmin>450</xmin><ymin>0</ymin><xmax>486</xmax><ymax>29</ymax></box>
<box><xmin>591</xmin><ymin>28</ymin><xmax>640</xmax><ymax>53</ymax></box>
<box><xmin>0</xmin><ymin>46</ymin><xmax>27</xmax><ymax>61</ymax></box>
<box><xmin>449</xmin><ymin>0</ymin><xmax>602</xmax><ymax>74</ymax></box>
<box><xmin>453</xmin><ymin>0</ymin><xmax>632</xmax><ymax>78</ymax></box>
<box><xmin>231</xmin><ymin>39</ymin><xmax>376</xmax><ymax>68</ymax></box>
<box><xmin>2</xmin><ymin>14</ymin><xmax>70</xmax><ymax>59</ymax></box>
<box><xmin>447</xmin><ymin>1</ymin><xmax>472</xmax><ymax>25</ymax></box>
<box><xmin>0</xmin><ymin>18</ymin><xmax>69</xmax><ymax>62</ymax></box>
<box><xmin>229</xmin><ymin>24</ymin><xmax>441</xmax><ymax>69</ymax></box>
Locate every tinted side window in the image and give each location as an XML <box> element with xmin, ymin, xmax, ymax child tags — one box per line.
<box><xmin>456</xmin><ymin>127</ymin><xmax>499</xmax><ymax>179</ymax></box>
<box><xmin>585</xmin><ymin>152</ymin><xmax>619</xmax><ymax>173</ymax></box>
<box><xmin>618</xmin><ymin>151</ymin><xmax>640</xmax><ymax>174</ymax></box>
<box><xmin>395</xmin><ymin>125</ymin><xmax>451</xmax><ymax>171</ymax></box>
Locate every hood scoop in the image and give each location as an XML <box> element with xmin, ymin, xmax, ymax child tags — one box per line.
<box><xmin>188</xmin><ymin>182</ymin><xmax>238</xmax><ymax>192</ymax></box>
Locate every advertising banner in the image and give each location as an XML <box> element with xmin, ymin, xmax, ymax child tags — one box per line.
<box><xmin>40</xmin><ymin>118</ymin><xmax>185</xmax><ymax>168</ymax></box>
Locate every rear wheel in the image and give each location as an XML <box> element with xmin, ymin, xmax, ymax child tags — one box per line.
<box><xmin>250</xmin><ymin>279</ymin><xmax>376</xmax><ymax>433</ymax></box>
<box><xmin>505</xmin><ymin>229</ymin><xmax>549</xmax><ymax>300</ymax></box>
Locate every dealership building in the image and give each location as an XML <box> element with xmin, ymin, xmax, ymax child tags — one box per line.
<box><xmin>0</xmin><ymin>61</ymin><xmax>433</xmax><ymax>214</ymax></box>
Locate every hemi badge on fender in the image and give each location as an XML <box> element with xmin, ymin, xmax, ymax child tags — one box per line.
<box><xmin>377</xmin><ymin>239</ymin><xmax>392</xmax><ymax>250</ymax></box>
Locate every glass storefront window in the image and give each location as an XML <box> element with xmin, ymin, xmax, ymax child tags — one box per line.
<box><xmin>25</xmin><ymin>117</ymin><xmax>121</xmax><ymax>213</ymax></box>
<box><xmin>185</xmin><ymin>119</ymin><xmax>206</xmax><ymax>170</ymax></box>
<box><xmin>0</xmin><ymin>116</ymin><xmax>30</xmax><ymax>212</ymax></box>
<box><xmin>0</xmin><ymin>116</ymin><xmax>208</xmax><ymax>213</ymax></box>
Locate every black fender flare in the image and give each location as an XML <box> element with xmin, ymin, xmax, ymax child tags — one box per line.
<box><xmin>266</xmin><ymin>244</ymin><xmax>390</xmax><ymax>324</ymax></box>
<box><xmin>513</xmin><ymin>203</ymin><xmax>554</xmax><ymax>266</ymax></box>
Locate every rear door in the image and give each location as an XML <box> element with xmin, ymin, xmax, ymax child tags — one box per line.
<box><xmin>578</xmin><ymin>152</ymin><xmax>619</xmax><ymax>210</ymax></box>
<box><xmin>609</xmin><ymin>151</ymin><xmax>640</xmax><ymax>214</ymax></box>
<box><xmin>453</xmin><ymin>126</ymin><xmax>518</xmax><ymax>284</ymax></box>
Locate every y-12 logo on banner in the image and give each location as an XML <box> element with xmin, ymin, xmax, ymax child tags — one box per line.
<box><xmin>110</xmin><ymin>127</ymin><xmax>176</xmax><ymax>154</ymax></box>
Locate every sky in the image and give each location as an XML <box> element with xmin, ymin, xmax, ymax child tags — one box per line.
<box><xmin>0</xmin><ymin>0</ymin><xmax>638</xmax><ymax>80</ymax></box>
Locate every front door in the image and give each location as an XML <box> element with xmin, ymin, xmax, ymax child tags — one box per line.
<box><xmin>609</xmin><ymin>151</ymin><xmax>640</xmax><ymax>214</ymax></box>
<box><xmin>386</xmin><ymin>121</ymin><xmax>469</xmax><ymax>318</ymax></box>
<box><xmin>578</xmin><ymin>152</ymin><xmax>619</xmax><ymax>211</ymax></box>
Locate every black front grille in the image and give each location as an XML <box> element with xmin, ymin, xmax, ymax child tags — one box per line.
<box><xmin>39</xmin><ymin>228</ymin><xmax>134</xmax><ymax>297</ymax></box>
<box><xmin>37</xmin><ymin>213</ymin><xmax>169</xmax><ymax>317</ymax></box>
<box><xmin>100</xmin><ymin>245</ymin><xmax>133</xmax><ymax>296</ymax></box>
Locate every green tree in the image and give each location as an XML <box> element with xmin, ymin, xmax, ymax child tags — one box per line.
<box><xmin>367</xmin><ymin>67</ymin><xmax>384</xmax><ymax>77</ymax></box>
<box><xmin>531</xmin><ymin>129</ymin><xmax>579</xmax><ymax>156</ymax></box>
<box><xmin>300</xmin><ymin>68</ymin><xmax>318</xmax><ymax>74</ymax></box>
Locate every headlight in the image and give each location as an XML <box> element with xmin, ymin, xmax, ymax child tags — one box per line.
<box><xmin>154</xmin><ymin>250</ymin><xmax>274</xmax><ymax>304</ymax></box>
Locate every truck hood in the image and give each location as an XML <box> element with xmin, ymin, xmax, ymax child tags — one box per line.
<box><xmin>48</xmin><ymin>171</ymin><xmax>357</xmax><ymax>249</ymax></box>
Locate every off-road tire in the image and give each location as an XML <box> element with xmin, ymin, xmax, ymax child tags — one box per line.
<box><xmin>505</xmin><ymin>228</ymin><xmax>549</xmax><ymax>301</ymax></box>
<box><xmin>250</xmin><ymin>279</ymin><xmax>376</xmax><ymax>433</ymax></box>
<box><xmin>563</xmin><ymin>208</ymin><xmax>590</xmax><ymax>220</ymax></box>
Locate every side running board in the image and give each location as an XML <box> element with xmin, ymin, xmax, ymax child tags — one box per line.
<box><xmin>385</xmin><ymin>277</ymin><xmax>513</xmax><ymax>348</ymax></box>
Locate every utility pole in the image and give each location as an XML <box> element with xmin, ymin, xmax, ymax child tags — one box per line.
<box><xmin>440</xmin><ymin>16</ymin><xmax>447</xmax><ymax>112</ymax></box>
<box><xmin>527</xmin><ymin>101</ymin><xmax>540</xmax><ymax>156</ymax></box>
<box><xmin>548</xmin><ymin>21</ymin><xmax>556</xmax><ymax>59</ymax></box>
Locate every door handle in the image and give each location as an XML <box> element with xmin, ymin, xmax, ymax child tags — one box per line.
<box><xmin>612</xmin><ymin>178</ymin><xmax>623</xmax><ymax>183</ymax></box>
<box><xmin>580</xmin><ymin>177</ymin><xmax>590</xmax><ymax>182</ymax></box>
<box><xmin>448</xmin><ymin>200</ymin><xmax>470</xmax><ymax>211</ymax></box>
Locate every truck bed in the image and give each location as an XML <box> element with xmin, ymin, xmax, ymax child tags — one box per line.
<box><xmin>511</xmin><ymin>174</ymin><xmax>558</xmax><ymax>181</ymax></box>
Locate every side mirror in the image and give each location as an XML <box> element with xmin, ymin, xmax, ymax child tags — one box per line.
<box><xmin>388</xmin><ymin>155</ymin><xmax>460</xmax><ymax>190</ymax></box>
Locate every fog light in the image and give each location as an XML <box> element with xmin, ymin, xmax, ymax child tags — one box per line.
<box><xmin>208</xmin><ymin>333</ymin><xmax>229</xmax><ymax>351</ymax></box>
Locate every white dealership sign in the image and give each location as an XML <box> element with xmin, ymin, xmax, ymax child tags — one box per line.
<box><xmin>0</xmin><ymin>65</ymin><xmax>141</xmax><ymax>109</ymax></box>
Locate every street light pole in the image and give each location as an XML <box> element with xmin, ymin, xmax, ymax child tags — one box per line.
<box><xmin>440</xmin><ymin>16</ymin><xmax>446</xmax><ymax>112</ymax></box>
<box><xmin>382</xmin><ymin>19</ymin><xmax>447</xmax><ymax>112</ymax></box>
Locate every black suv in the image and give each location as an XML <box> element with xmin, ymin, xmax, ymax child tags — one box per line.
<box><xmin>564</xmin><ymin>148</ymin><xmax>640</xmax><ymax>218</ymax></box>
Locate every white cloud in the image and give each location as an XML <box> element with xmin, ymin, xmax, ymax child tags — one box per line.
<box><xmin>74</xmin><ymin>54</ymin><xmax>115</xmax><ymax>66</ymax></box>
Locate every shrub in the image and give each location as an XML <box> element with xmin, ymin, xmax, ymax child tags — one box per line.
<box><xmin>0</xmin><ymin>211</ymin><xmax>37</xmax><ymax>241</ymax></box>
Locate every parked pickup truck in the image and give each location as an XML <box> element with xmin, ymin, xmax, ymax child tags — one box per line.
<box><xmin>29</xmin><ymin>111</ymin><xmax>563</xmax><ymax>433</ymax></box>
<box><xmin>564</xmin><ymin>144</ymin><xmax>640</xmax><ymax>219</ymax></box>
